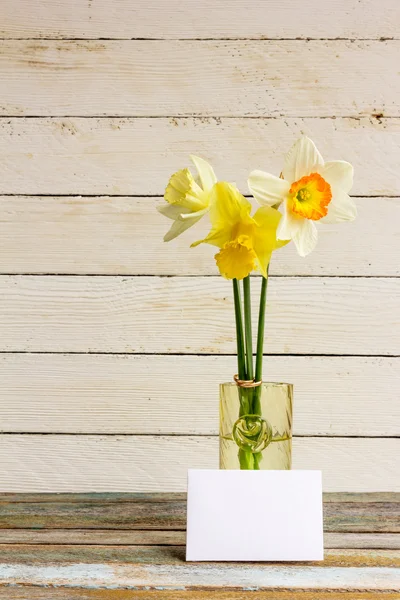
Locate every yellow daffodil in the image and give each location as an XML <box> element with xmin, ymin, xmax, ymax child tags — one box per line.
<box><xmin>248</xmin><ymin>137</ymin><xmax>357</xmax><ymax>257</ymax></box>
<box><xmin>192</xmin><ymin>182</ymin><xmax>287</xmax><ymax>279</ymax></box>
<box><xmin>158</xmin><ymin>155</ymin><xmax>217</xmax><ymax>242</ymax></box>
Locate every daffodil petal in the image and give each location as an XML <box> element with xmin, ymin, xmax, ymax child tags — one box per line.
<box><xmin>191</xmin><ymin>228</ymin><xmax>230</xmax><ymax>249</ymax></box>
<box><xmin>276</xmin><ymin>201</ymin><xmax>303</xmax><ymax>241</ymax></box>
<box><xmin>190</xmin><ymin>155</ymin><xmax>217</xmax><ymax>192</ymax></box>
<box><xmin>210</xmin><ymin>181</ymin><xmax>253</xmax><ymax>225</ymax></box>
<box><xmin>157</xmin><ymin>204</ymin><xmax>191</xmax><ymax>220</ymax></box>
<box><xmin>320</xmin><ymin>160</ymin><xmax>354</xmax><ymax>194</ymax></box>
<box><xmin>163</xmin><ymin>213</ymin><xmax>204</xmax><ymax>242</ymax></box>
<box><xmin>192</xmin><ymin>182</ymin><xmax>253</xmax><ymax>249</ymax></box>
<box><xmin>283</xmin><ymin>136</ymin><xmax>324</xmax><ymax>182</ymax></box>
<box><xmin>252</xmin><ymin>206</ymin><xmax>285</xmax><ymax>276</ymax></box>
<box><xmin>321</xmin><ymin>187</ymin><xmax>357</xmax><ymax>224</ymax></box>
<box><xmin>180</xmin><ymin>207</ymin><xmax>209</xmax><ymax>220</ymax></box>
<box><xmin>292</xmin><ymin>219</ymin><xmax>318</xmax><ymax>257</ymax></box>
<box><xmin>248</xmin><ymin>170</ymin><xmax>290</xmax><ymax>206</ymax></box>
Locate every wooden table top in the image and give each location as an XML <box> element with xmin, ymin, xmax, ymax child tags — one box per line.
<box><xmin>0</xmin><ymin>492</ymin><xmax>399</xmax><ymax>599</ymax></box>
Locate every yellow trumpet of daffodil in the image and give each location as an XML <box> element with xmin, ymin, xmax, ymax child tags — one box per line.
<box><xmin>192</xmin><ymin>182</ymin><xmax>288</xmax><ymax>280</ymax></box>
<box><xmin>158</xmin><ymin>155</ymin><xmax>217</xmax><ymax>242</ymax></box>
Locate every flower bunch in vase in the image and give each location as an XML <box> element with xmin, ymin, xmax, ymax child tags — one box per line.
<box><xmin>157</xmin><ymin>137</ymin><xmax>356</xmax><ymax>470</ymax></box>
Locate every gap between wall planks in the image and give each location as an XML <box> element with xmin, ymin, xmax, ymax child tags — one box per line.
<box><xmin>1</xmin><ymin>0</ymin><xmax>399</xmax><ymax>39</ymax></box>
<box><xmin>0</xmin><ymin>195</ymin><xmax>397</xmax><ymax>276</ymax></box>
<box><xmin>0</xmin><ymin>117</ymin><xmax>398</xmax><ymax>196</ymax></box>
<box><xmin>1</xmin><ymin>354</ymin><xmax>398</xmax><ymax>436</ymax></box>
<box><xmin>0</xmin><ymin>435</ymin><xmax>398</xmax><ymax>492</ymax></box>
<box><xmin>0</xmin><ymin>40</ymin><xmax>398</xmax><ymax>117</ymax></box>
<box><xmin>0</xmin><ymin>276</ymin><xmax>397</xmax><ymax>355</ymax></box>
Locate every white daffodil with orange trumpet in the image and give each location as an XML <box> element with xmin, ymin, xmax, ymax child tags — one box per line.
<box><xmin>157</xmin><ymin>139</ymin><xmax>356</xmax><ymax>470</ymax></box>
<box><xmin>248</xmin><ymin>136</ymin><xmax>357</xmax><ymax>256</ymax></box>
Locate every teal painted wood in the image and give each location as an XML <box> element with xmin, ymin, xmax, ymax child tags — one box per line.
<box><xmin>0</xmin><ymin>493</ymin><xmax>399</xmax><ymax>532</ymax></box>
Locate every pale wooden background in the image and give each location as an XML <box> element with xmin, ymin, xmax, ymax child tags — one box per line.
<box><xmin>0</xmin><ymin>0</ymin><xmax>399</xmax><ymax>492</ymax></box>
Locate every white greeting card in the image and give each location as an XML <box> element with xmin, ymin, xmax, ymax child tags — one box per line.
<box><xmin>186</xmin><ymin>469</ymin><xmax>323</xmax><ymax>561</ymax></box>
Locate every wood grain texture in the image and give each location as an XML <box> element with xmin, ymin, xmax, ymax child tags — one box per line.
<box><xmin>1</xmin><ymin>0</ymin><xmax>399</xmax><ymax>39</ymax></box>
<box><xmin>0</xmin><ymin>547</ymin><xmax>398</xmax><ymax>589</ymax></box>
<box><xmin>11</xmin><ymin>545</ymin><xmax>399</xmax><ymax>567</ymax></box>
<box><xmin>0</xmin><ymin>276</ymin><xmax>397</xmax><ymax>354</ymax></box>
<box><xmin>0</xmin><ymin>547</ymin><xmax>399</xmax><ymax>569</ymax></box>
<box><xmin>0</xmin><ymin>492</ymin><xmax>395</xmax><ymax>503</ymax></box>
<box><xmin>1</xmin><ymin>354</ymin><xmax>398</xmax><ymax>436</ymax></box>
<box><xmin>1</xmin><ymin>589</ymin><xmax>400</xmax><ymax>600</ymax></box>
<box><xmin>2</xmin><ymin>493</ymin><xmax>397</xmax><ymax>533</ymax></box>
<box><xmin>324</xmin><ymin>533</ymin><xmax>400</xmax><ymax>550</ymax></box>
<box><xmin>0</xmin><ymin>196</ymin><xmax>398</xmax><ymax>276</ymax></box>
<box><xmin>0</xmin><ymin>40</ymin><xmax>398</xmax><ymax>117</ymax></box>
<box><xmin>0</xmin><ymin>117</ymin><xmax>398</xmax><ymax>195</ymax></box>
<box><xmin>0</xmin><ymin>436</ymin><xmax>398</xmax><ymax>492</ymax></box>
<box><xmin>0</xmin><ymin>529</ymin><xmax>398</xmax><ymax>549</ymax></box>
<box><xmin>0</xmin><ymin>493</ymin><xmax>398</xmax><ymax>594</ymax></box>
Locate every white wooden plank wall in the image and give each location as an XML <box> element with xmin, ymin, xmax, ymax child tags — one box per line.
<box><xmin>0</xmin><ymin>0</ymin><xmax>398</xmax><ymax>492</ymax></box>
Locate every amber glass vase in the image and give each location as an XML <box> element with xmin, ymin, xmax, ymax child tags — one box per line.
<box><xmin>220</xmin><ymin>382</ymin><xmax>293</xmax><ymax>470</ymax></box>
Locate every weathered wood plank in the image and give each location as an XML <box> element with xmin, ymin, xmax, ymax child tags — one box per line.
<box><xmin>0</xmin><ymin>529</ymin><xmax>187</xmax><ymax>545</ymax></box>
<box><xmin>2</xmin><ymin>589</ymin><xmax>400</xmax><ymax>600</ymax></box>
<box><xmin>0</xmin><ymin>492</ymin><xmax>188</xmax><ymax>503</ymax></box>
<box><xmin>0</xmin><ymin>529</ymin><xmax>180</xmax><ymax>545</ymax></box>
<box><xmin>1</xmin><ymin>355</ymin><xmax>398</xmax><ymax>436</ymax></box>
<box><xmin>1</xmin><ymin>493</ymin><xmax>398</xmax><ymax>532</ymax></box>
<box><xmin>1</xmin><ymin>590</ymin><xmax>400</xmax><ymax>600</ymax></box>
<box><xmin>2</xmin><ymin>0</ymin><xmax>399</xmax><ymax>39</ymax></box>
<box><xmin>0</xmin><ymin>548</ymin><xmax>398</xmax><ymax>591</ymax></box>
<box><xmin>0</xmin><ymin>117</ymin><xmax>398</xmax><ymax>196</ymax></box>
<box><xmin>0</xmin><ymin>276</ymin><xmax>397</xmax><ymax>354</ymax></box>
<box><xmin>0</xmin><ymin>496</ymin><xmax>188</xmax><ymax>529</ymax></box>
<box><xmin>1</xmin><ymin>196</ymin><xmax>398</xmax><ymax>277</ymax></box>
<box><xmin>0</xmin><ymin>492</ymin><xmax>396</xmax><ymax>503</ymax></box>
<box><xmin>0</xmin><ymin>40</ymin><xmax>398</xmax><ymax>117</ymax></box>
<box><xmin>0</xmin><ymin>436</ymin><xmax>398</xmax><ymax>492</ymax></box>
<box><xmin>324</xmin><ymin>533</ymin><xmax>400</xmax><ymax>550</ymax></box>
<box><xmin>324</xmin><ymin>493</ymin><xmax>400</xmax><ymax>503</ymax></box>
<box><xmin>6</xmin><ymin>546</ymin><xmax>396</xmax><ymax>567</ymax></box>
<box><xmin>0</xmin><ymin>529</ymin><xmax>398</xmax><ymax>549</ymax></box>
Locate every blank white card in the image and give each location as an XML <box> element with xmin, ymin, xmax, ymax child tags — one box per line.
<box><xmin>186</xmin><ymin>469</ymin><xmax>323</xmax><ymax>561</ymax></box>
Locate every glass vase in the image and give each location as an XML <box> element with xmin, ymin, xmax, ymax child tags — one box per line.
<box><xmin>220</xmin><ymin>382</ymin><xmax>293</xmax><ymax>470</ymax></box>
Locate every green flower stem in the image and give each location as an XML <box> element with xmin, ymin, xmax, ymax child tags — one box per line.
<box><xmin>233</xmin><ymin>273</ymin><xmax>270</xmax><ymax>471</ymax></box>
<box><xmin>239</xmin><ymin>448</ymin><xmax>254</xmax><ymax>470</ymax></box>
<box><xmin>242</xmin><ymin>275</ymin><xmax>255</xmax><ymax>432</ymax></box>
<box><xmin>251</xmin><ymin>271</ymin><xmax>270</xmax><ymax>470</ymax></box>
<box><xmin>253</xmin><ymin>452</ymin><xmax>261</xmax><ymax>470</ymax></box>
<box><xmin>232</xmin><ymin>279</ymin><xmax>246</xmax><ymax>381</ymax></box>
<box><xmin>242</xmin><ymin>276</ymin><xmax>257</xmax><ymax>470</ymax></box>
<box><xmin>254</xmin><ymin>269</ymin><xmax>269</xmax><ymax>416</ymax></box>
<box><xmin>242</xmin><ymin>276</ymin><xmax>254</xmax><ymax>382</ymax></box>
<box><xmin>233</xmin><ymin>279</ymin><xmax>253</xmax><ymax>469</ymax></box>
